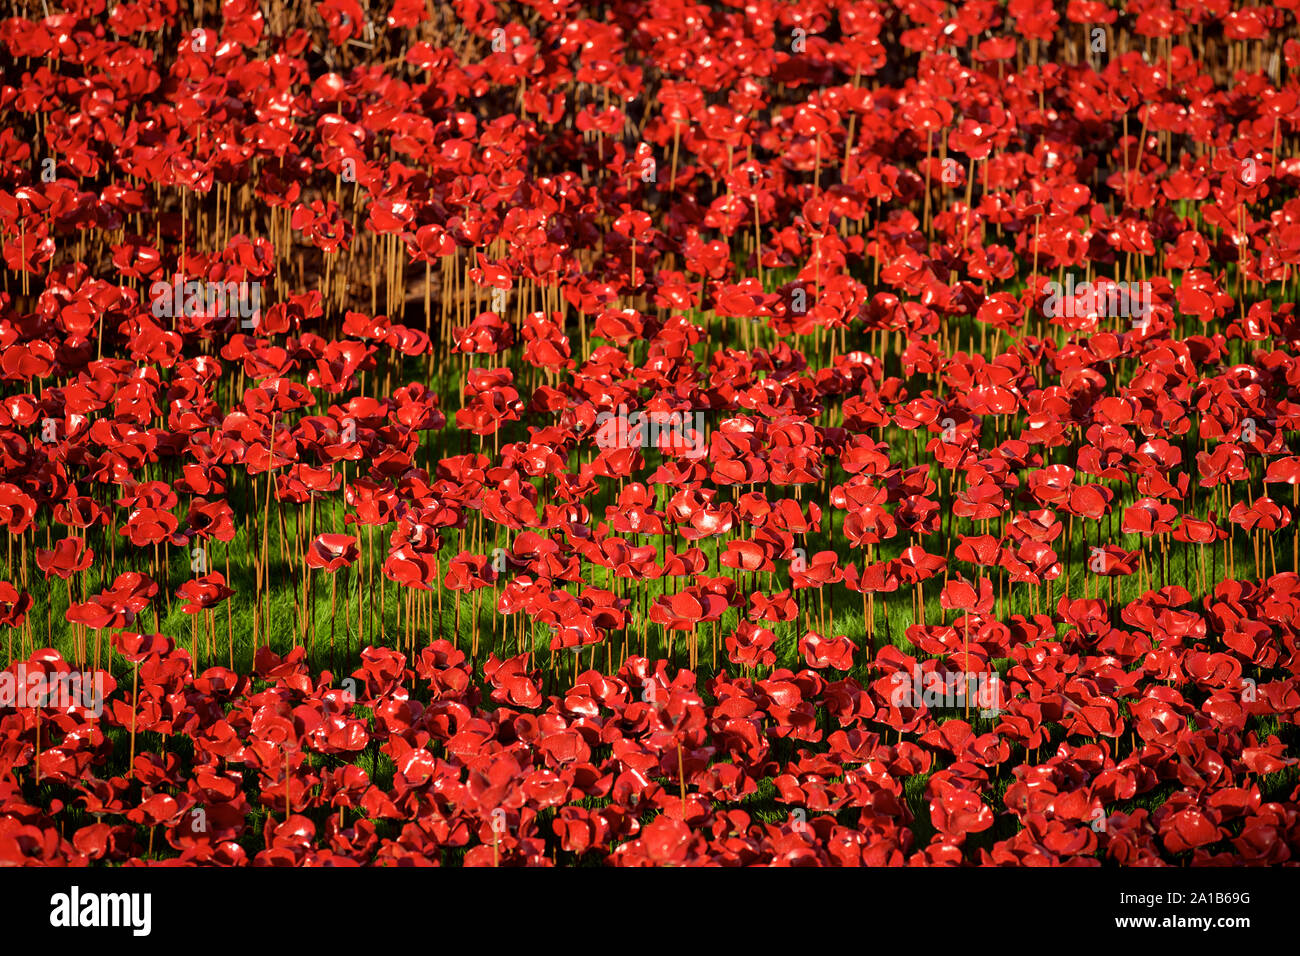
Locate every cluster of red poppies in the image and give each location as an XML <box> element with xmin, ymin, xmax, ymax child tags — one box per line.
<box><xmin>1</xmin><ymin>0</ymin><xmax>1299</xmax><ymax>865</ymax></box>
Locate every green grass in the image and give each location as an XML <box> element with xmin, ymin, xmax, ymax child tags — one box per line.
<box><xmin>12</xmin><ymin>495</ymin><xmax>1296</xmax><ymax>863</ymax></box>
